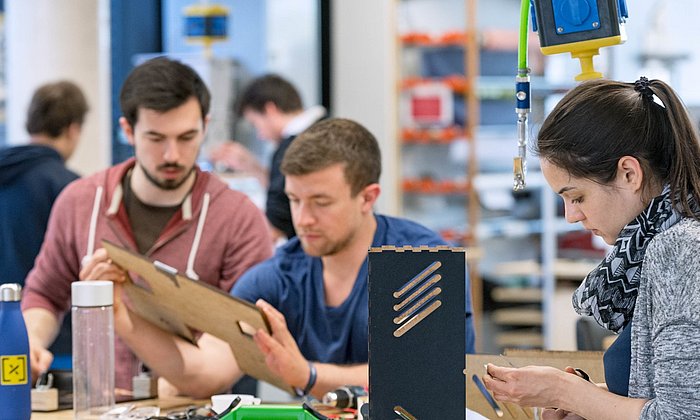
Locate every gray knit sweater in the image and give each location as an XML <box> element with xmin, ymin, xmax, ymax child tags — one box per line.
<box><xmin>629</xmin><ymin>218</ymin><xmax>700</xmax><ymax>418</ymax></box>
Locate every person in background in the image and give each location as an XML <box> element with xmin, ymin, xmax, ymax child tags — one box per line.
<box><xmin>106</xmin><ymin>118</ymin><xmax>476</xmax><ymax>398</ymax></box>
<box><xmin>210</xmin><ymin>74</ymin><xmax>325</xmax><ymax>241</ymax></box>
<box><xmin>483</xmin><ymin>78</ymin><xmax>700</xmax><ymax>419</ymax></box>
<box><xmin>0</xmin><ymin>80</ymin><xmax>88</xmax><ymax>287</ymax></box>
<box><xmin>21</xmin><ymin>57</ymin><xmax>273</xmax><ymax>391</ymax></box>
<box><xmin>0</xmin><ymin>81</ymin><xmax>88</xmax><ymax>367</ymax></box>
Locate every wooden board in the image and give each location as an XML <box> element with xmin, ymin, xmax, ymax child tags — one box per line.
<box><xmin>103</xmin><ymin>240</ymin><xmax>293</xmax><ymax>394</ymax></box>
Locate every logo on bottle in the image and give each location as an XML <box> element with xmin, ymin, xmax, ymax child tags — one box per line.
<box><xmin>392</xmin><ymin>261</ymin><xmax>443</xmax><ymax>337</ymax></box>
<box><xmin>1</xmin><ymin>355</ymin><xmax>28</xmax><ymax>385</ymax></box>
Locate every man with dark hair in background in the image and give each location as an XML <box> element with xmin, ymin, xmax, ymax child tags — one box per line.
<box><xmin>0</xmin><ymin>80</ymin><xmax>89</xmax><ymax>287</ymax></box>
<box><xmin>210</xmin><ymin>74</ymin><xmax>325</xmax><ymax>241</ymax></box>
<box><xmin>21</xmin><ymin>57</ymin><xmax>273</xmax><ymax>391</ymax></box>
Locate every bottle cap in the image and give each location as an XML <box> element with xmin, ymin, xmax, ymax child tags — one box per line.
<box><xmin>0</xmin><ymin>283</ymin><xmax>22</xmax><ymax>302</ymax></box>
<box><xmin>72</xmin><ymin>281</ymin><xmax>113</xmax><ymax>307</ymax></box>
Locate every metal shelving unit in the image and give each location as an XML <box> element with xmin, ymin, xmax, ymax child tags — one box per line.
<box><xmin>393</xmin><ymin>0</ymin><xmax>590</xmax><ymax>352</ymax></box>
<box><xmin>394</xmin><ymin>0</ymin><xmax>483</xmax><ymax>344</ymax></box>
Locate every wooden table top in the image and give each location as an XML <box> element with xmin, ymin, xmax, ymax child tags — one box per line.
<box><xmin>32</xmin><ymin>397</ymin><xmax>205</xmax><ymax>419</ymax></box>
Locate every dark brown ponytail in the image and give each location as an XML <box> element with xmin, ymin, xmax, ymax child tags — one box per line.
<box><xmin>536</xmin><ymin>78</ymin><xmax>700</xmax><ymax>219</ymax></box>
<box><xmin>647</xmin><ymin>79</ymin><xmax>700</xmax><ymax>217</ymax></box>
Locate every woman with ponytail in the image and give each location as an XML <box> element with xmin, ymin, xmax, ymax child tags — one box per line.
<box><xmin>483</xmin><ymin>78</ymin><xmax>700</xmax><ymax>419</ymax></box>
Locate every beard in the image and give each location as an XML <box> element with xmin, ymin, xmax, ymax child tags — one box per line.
<box><xmin>140</xmin><ymin>162</ymin><xmax>195</xmax><ymax>191</ymax></box>
<box><xmin>299</xmin><ymin>228</ymin><xmax>356</xmax><ymax>257</ymax></box>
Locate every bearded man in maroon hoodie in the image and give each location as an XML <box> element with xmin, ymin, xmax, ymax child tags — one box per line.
<box><xmin>21</xmin><ymin>57</ymin><xmax>273</xmax><ymax>392</ymax></box>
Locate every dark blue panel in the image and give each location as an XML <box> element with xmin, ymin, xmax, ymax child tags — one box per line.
<box><xmin>110</xmin><ymin>0</ymin><xmax>163</xmax><ymax>164</ymax></box>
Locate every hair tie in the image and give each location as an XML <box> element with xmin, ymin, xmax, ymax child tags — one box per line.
<box><xmin>634</xmin><ymin>76</ymin><xmax>654</xmax><ymax>100</ymax></box>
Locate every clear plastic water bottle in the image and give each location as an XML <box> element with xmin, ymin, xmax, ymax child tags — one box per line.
<box><xmin>72</xmin><ymin>281</ymin><xmax>115</xmax><ymax>419</ymax></box>
<box><xmin>0</xmin><ymin>283</ymin><xmax>32</xmax><ymax>420</ymax></box>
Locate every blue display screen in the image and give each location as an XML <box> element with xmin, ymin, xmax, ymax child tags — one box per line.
<box><xmin>184</xmin><ymin>15</ymin><xmax>227</xmax><ymax>37</ymax></box>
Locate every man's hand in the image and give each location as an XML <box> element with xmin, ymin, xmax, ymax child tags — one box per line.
<box><xmin>79</xmin><ymin>248</ymin><xmax>127</xmax><ymax>284</ymax></box>
<box><xmin>210</xmin><ymin>142</ymin><xmax>259</xmax><ymax>172</ymax></box>
<box><xmin>28</xmin><ymin>339</ymin><xmax>53</xmax><ymax>385</ymax></box>
<box><xmin>79</xmin><ymin>248</ymin><xmax>129</xmax><ymax>321</ymax></box>
<box><xmin>253</xmin><ymin>299</ymin><xmax>311</xmax><ymax>390</ymax></box>
<box><xmin>23</xmin><ymin>308</ymin><xmax>59</xmax><ymax>385</ymax></box>
<box><xmin>209</xmin><ymin>143</ymin><xmax>267</xmax><ymax>187</ymax></box>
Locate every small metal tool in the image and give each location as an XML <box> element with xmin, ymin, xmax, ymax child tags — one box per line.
<box><xmin>472</xmin><ymin>374</ymin><xmax>504</xmax><ymax>418</ymax></box>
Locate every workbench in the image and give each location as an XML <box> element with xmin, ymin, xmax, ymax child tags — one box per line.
<box><xmin>31</xmin><ymin>396</ymin><xmax>205</xmax><ymax>419</ymax></box>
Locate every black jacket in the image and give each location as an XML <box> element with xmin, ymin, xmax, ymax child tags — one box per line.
<box><xmin>266</xmin><ymin>135</ymin><xmax>296</xmax><ymax>239</ymax></box>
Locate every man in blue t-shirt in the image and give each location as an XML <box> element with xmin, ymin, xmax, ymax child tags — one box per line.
<box><xmin>109</xmin><ymin>118</ymin><xmax>475</xmax><ymax>398</ymax></box>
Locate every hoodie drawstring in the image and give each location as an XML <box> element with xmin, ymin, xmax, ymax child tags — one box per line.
<box><xmin>81</xmin><ymin>186</ymin><xmax>104</xmax><ymax>267</ymax></box>
<box><xmin>81</xmin><ymin>184</ymin><xmax>209</xmax><ymax>281</ymax></box>
<box><xmin>185</xmin><ymin>192</ymin><xmax>210</xmax><ymax>281</ymax></box>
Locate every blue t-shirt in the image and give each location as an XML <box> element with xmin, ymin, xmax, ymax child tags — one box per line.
<box><xmin>231</xmin><ymin>214</ymin><xmax>476</xmax><ymax>365</ymax></box>
<box><xmin>603</xmin><ymin>320</ymin><xmax>631</xmax><ymax>396</ymax></box>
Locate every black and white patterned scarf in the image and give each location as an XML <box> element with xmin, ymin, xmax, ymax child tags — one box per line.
<box><xmin>572</xmin><ymin>185</ymin><xmax>694</xmax><ymax>333</ymax></box>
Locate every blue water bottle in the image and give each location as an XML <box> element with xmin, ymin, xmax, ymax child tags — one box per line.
<box><xmin>0</xmin><ymin>283</ymin><xmax>32</xmax><ymax>419</ymax></box>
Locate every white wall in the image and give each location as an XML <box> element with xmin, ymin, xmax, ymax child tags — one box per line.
<box><xmin>266</xmin><ymin>0</ymin><xmax>321</xmax><ymax>108</ymax></box>
<box><xmin>609</xmin><ymin>0</ymin><xmax>700</xmax><ymax>104</ymax></box>
<box><xmin>163</xmin><ymin>0</ymin><xmax>269</xmax><ymax>75</ymax></box>
<box><xmin>332</xmin><ymin>0</ymin><xmax>398</xmax><ymax>215</ymax></box>
<box><xmin>5</xmin><ymin>0</ymin><xmax>111</xmax><ymax>177</ymax></box>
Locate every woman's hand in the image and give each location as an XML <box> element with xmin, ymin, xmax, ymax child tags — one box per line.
<box><xmin>482</xmin><ymin>363</ymin><xmax>569</xmax><ymax>409</ymax></box>
<box><xmin>538</xmin><ymin>366</ymin><xmax>590</xmax><ymax>419</ymax></box>
<box><xmin>484</xmin><ymin>363</ymin><xmax>645</xmax><ymax>420</ymax></box>
<box><xmin>541</xmin><ymin>407</ymin><xmax>586</xmax><ymax>419</ymax></box>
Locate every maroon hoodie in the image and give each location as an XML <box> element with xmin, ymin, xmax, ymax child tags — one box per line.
<box><xmin>22</xmin><ymin>158</ymin><xmax>273</xmax><ymax>390</ymax></box>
